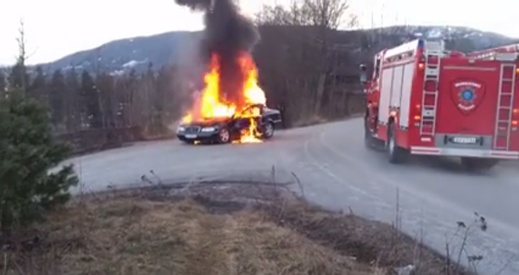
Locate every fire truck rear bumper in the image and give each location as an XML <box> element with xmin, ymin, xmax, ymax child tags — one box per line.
<box><xmin>410</xmin><ymin>146</ymin><xmax>519</xmax><ymax>159</ymax></box>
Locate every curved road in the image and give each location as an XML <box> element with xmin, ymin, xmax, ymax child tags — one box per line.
<box><xmin>67</xmin><ymin>118</ymin><xmax>519</xmax><ymax>275</ymax></box>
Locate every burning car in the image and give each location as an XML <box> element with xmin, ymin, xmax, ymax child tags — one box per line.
<box><xmin>174</xmin><ymin>0</ymin><xmax>273</xmax><ymax>144</ymax></box>
<box><xmin>178</xmin><ymin>51</ymin><xmax>277</xmax><ymax>144</ymax></box>
<box><xmin>177</xmin><ymin>103</ymin><xmax>282</xmax><ymax>144</ymax></box>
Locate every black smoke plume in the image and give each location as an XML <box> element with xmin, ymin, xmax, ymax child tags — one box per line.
<box><xmin>174</xmin><ymin>0</ymin><xmax>260</xmax><ymax>109</ymax></box>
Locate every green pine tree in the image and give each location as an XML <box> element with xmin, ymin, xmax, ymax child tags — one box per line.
<box><xmin>8</xmin><ymin>63</ymin><xmax>28</xmax><ymax>91</ymax></box>
<box><xmin>0</xmin><ymin>70</ymin><xmax>6</xmax><ymax>97</ymax></box>
<box><xmin>0</xmin><ymin>23</ymin><xmax>78</xmax><ymax>237</ymax></box>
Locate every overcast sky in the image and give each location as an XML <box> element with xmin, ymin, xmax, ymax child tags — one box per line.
<box><xmin>1</xmin><ymin>0</ymin><xmax>518</xmax><ymax>65</ymax></box>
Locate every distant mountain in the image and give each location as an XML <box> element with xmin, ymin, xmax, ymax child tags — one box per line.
<box><xmin>35</xmin><ymin>25</ymin><xmax>518</xmax><ymax>75</ymax></box>
<box><xmin>37</xmin><ymin>31</ymin><xmax>204</xmax><ymax>75</ymax></box>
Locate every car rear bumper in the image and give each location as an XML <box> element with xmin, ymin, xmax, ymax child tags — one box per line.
<box><xmin>410</xmin><ymin>146</ymin><xmax>519</xmax><ymax>159</ymax></box>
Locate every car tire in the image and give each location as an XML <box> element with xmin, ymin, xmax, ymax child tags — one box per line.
<box><xmin>387</xmin><ymin>122</ymin><xmax>408</xmax><ymax>164</ymax></box>
<box><xmin>262</xmin><ymin>122</ymin><xmax>275</xmax><ymax>139</ymax></box>
<box><xmin>218</xmin><ymin>127</ymin><xmax>231</xmax><ymax>144</ymax></box>
<box><xmin>461</xmin><ymin>157</ymin><xmax>499</xmax><ymax>172</ymax></box>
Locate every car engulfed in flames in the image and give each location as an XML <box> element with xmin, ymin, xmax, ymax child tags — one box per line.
<box><xmin>176</xmin><ymin>52</ymin><xmax>282</xmax><ymax>144</ymax></box>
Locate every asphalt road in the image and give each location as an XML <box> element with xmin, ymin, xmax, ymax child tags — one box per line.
<box><xmin>66</xmin><ymin>118</ymin><xmax>519</xmax><ymax>275</ymax></box>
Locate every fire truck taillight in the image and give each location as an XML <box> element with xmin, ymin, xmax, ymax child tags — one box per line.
<box><xmin>418</xmin><ymin>63</ymin><xmax>425</xmax><ymax>70</ymax></box>
<box><xmin>413</xmin><ymin>105</ymin><xmax>421</xmax><ymax>122</ymax></box>
<box><xmin>516</xmin><ymin>68</ymin><xmax>519</xmax><ymax>74</ymax></box>
<box><xmin>513</xmin><ymin>110</ymin><xmax>518</xmax><ymax>130</ymax></box>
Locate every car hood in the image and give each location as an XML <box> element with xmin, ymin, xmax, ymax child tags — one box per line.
<box><xmin>181</xmin><ymin>117</ymin><xmax>231</xmax><ymax>127</ymax></box>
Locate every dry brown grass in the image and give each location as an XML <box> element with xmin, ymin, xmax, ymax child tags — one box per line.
<box><xmin>0</xmin><ymin>183</ymin><xmax>474</xmax><ymax>275</ymax></box>
<box><xmin>2</xmin><ymin>194</ymin><xmax>384</xmax><ymax>275</ymax></box>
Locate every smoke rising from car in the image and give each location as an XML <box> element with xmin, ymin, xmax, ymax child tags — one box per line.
<box><xmin>174</xmin><ymin>0</ymin><xmax>260</xmax><ymax>108</ymax></box>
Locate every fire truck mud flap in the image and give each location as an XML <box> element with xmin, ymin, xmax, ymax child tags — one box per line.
<box><xmin>364</xmin><ymin>116</ymin><xmax>376</xmax><ymax>148</ymax></box>
<box><xmin>387</xmin><ymin>122</ymin><xmax>409</xmax><ymax>163</ymax></box>
<box><xmin>364</xmin><ymin>116</ymin><xmax>385</xmax><ymax>150</ymax></box>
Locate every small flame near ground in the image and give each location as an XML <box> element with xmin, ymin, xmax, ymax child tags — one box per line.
<box><xmin>182</xmin><ymin>52</ymin><xmax>266</xmax><ymax>143</ymax></box>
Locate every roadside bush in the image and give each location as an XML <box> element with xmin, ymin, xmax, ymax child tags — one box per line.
<box><xmin>0</xmin><ymin>89</ymin><xmax>78</xmax><ymax>238</ymax></box>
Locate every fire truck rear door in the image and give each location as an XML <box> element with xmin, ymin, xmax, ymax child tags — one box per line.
<box><xmin>435</xmin><ymin>58</ymin><xmax>512</xmax><ymax>150</ymax></box>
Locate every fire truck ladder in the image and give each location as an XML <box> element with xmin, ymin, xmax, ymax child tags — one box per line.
<box><xmin>419</xmin><ymin>50</ymin><xmax>442</xmax><ymax>136</ymax></box>
<box><xmin>493</xmin><ymin>63</ymin><xmax>517</xmax><ymax>150</ymax></box>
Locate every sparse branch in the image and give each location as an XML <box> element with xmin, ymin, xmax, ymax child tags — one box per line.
<box><xmin>16</xmin><ymin>19</ymin><xmax>27</xmax><ymax>66</ymax></box>
<box><xmin>303</xmin><ymin>0</ymin><xmax>352</xmax><ymax>29</ymax></box>
<box><xmin>10</xmin><ymin>19</ymin><xmax>29</xmax><ymax>93</ymax></box>
<box><xmin>255</xmin><ymin>0</ymin><xmax>353</xmax><ymax>29</ymax></box>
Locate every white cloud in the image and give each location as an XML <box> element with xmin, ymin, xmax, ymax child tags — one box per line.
<box><xmin>0</xmin><ymin>0</ymin><xmax>204</xmax><ymax>65</ymax></box>
<box><xmin>1</xmin><ymin>0</ymin><xmax>517</xmax><ymax>65</ymax></box>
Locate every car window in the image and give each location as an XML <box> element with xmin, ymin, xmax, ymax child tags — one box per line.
<box><xmin>239</xmin><ymin>104</ymin><xmax>263</xmax><ymax>117</ymax></box>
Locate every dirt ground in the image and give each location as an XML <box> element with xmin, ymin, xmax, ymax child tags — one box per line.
<box><xmin>1</xmin><ymin>182</ymin><xmax>474</xmax><ymax>275</ymax></box>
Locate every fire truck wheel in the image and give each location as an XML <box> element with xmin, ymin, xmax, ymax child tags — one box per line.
<box><xmin>387</xmin><ymin>122</ymin><xmax>407</xmax><ymax>163</ymax></box>
<box><xmin>460</xmin><ymin>157</ymin><xmax>499</xmax><ymax>172</ymax></box>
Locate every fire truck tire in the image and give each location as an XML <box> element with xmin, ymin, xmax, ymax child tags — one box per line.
<box><xmin>460</xmin><ymin>157</ymin><xmax>499</xmax><ymax>172</ymax></box>
<box><xmin>387</xmin><ymin>122</ymin><xmax>408</xmax><ymax>163</ymax></box>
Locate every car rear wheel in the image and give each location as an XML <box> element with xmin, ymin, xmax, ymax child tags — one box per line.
<box><xmin>218</xmin><ymin>128</ymin><xmax>231</xmax><ymax>144</ymax></box>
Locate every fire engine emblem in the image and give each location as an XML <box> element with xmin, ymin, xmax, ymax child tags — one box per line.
<box><xmin>451</xmin><ymin>81</ymin><xmax>485</xmax><ymax>114</ymax></box>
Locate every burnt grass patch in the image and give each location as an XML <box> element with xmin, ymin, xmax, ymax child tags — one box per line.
<box><xmin>1</xmin><ymin>181</ymin><xmax>475</xmax><ymax>275</ymax></box>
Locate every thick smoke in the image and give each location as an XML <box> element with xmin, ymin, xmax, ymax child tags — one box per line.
<box><xmin>175</xmin><ymin>0</ymin><xmax>260</xmax><ymax>109</ymax></box>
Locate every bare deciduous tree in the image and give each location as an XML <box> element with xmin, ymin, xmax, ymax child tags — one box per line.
<box><xmin>254</xmin><ymin>0</ymin><xmax>360</xmax><ymax>126</ymax></box>
<box><xmin>302</xmin><ymin>0</ymin><xmax>356</xmax><ymax>29</ymax></box>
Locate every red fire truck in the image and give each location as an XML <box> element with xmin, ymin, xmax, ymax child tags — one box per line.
<box><xmin>360</xmin><ymin>39</ymin><xmax>519</xmax><ymax>171</ymax></box>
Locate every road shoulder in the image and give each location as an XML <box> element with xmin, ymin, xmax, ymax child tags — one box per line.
<box><xmin>5</xmin><ymin>182</ymin><xmax>474</xmax><ymax>275</ymax></box>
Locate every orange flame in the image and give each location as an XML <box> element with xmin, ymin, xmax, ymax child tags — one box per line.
<box><xmin>182</xmin><ymin>52</ymin><xmax>266</xmax><ymax>143</ymax></box>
